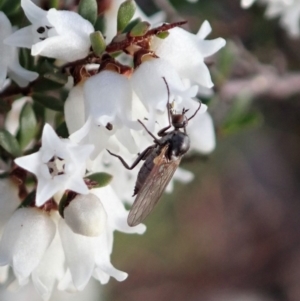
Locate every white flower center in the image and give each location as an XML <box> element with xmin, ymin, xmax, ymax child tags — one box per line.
<box><xmin>47</xmin><ymin>155</ymin><xmax>65</xmax><ymax>177</ymax></box>
<box><xmin>35</xmin><ymin>25</ymin><xmax>52</xmax><ymax>41</ymax></box>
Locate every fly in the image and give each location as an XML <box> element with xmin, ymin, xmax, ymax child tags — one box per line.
<box><xmin>107</xmin><ymin>79</ymin><xmax>201</xmax><ymax>226</ymax></box>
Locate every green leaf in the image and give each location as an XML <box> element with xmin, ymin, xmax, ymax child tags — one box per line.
<box><xmin>18</xmin><ymin>191</ymin><xmax>36</xmax><ymax>208</ymax></box>
<box><xmin>122</xmin><ymin>17</ymin><xmax>141</xmax><ymax>33</ymax></box>
<box><xmin>58</xmin><ymin>193</ymin><xmax>68</xmax><ymax>217</ymax></box>
<box><xmin>0</xmin><ymin>99</ymin><xmax>12</xmax><ymax>114</ymax></box>
<box><xmin>32</xmin><ymin>93</ymin><xmax>64</xmax><ymax>111</ymax></box>
<box><xmin>129</xmin><ymin>21</ymin><xmax>150</xmax><ymax>37</ymax></box>
<box><xmin>1</xmin><ymin>0</ymin><xmax>20</xmax><ymax>16</ymax></box>
<box><xmin>156</xmin><ymin>31</ymin><xmax>169</xmax><ymax>39</ymax></box>
<box><xmin>85</xmin><ymin>172</ymin><xmax>113</xmax><ymax>188</ymax></box>
<box><xmin>17</xmin><ymin>103</ymin><xmax>37</xmax><ymax>150</ymax></box>
<box><xmin>94</xmin><ymin>15</ymin><xmax>105</xmax><ymax>32</ymax></box>
<box><xmin>50</xmin><ymin>0</ymin><xmax>59</xmax><ymax>8</ymax></box>
<box><xmin>90</xmin><ymin>31</ymin><xmax>106</xmax><ymax>56</ymax></box>
<box><xmin>78</xmin><ymin>0</ymin><xmax>98</xmax><ymax>25</ymax></box>
<box><xmin>117</xmin><ymin>0</ymin><xmax>136</xmax><ymax>33</ymax></box>
<box><xmin>56</xmin><ymin>122</ymin><xmax>69</xmax><ymax>138</ymax></box>
<box><xmin>0</xmin><ymin>130</ymin><xmax>21</xmax><ymax>157</ymax></box>
<box><xmin>19</xmin><ymin>48</ymin><xmax>34</xmax><ymax>71</ymax></box>
<box><xmin>43</xmin><ymin>72</ymin><xmax>68</xmax><ymax>85</ymax></box>
<box><xmin>32</xmin><ymin>78</ymin><xmax>65</xmax><ymax>92</ymax></box>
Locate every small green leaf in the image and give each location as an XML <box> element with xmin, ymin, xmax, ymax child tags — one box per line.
<box><xmin>156</xmin><ymin>31</ymin><xmax>169</xmax><ymax>39</ymax></box>
<box><xmin>129</xmin><ymin>21</ymin><xmax>150</xmax><ymax>37</ymax></box>
<box><xmin>85</xmin><ymin>172</ymin><xmax>113</xmax><ymax>188</ymax></box>
<box><xmin>43</xmin><ymin>72</ymin><xmax>68</xmax><ymax>85</ymax></box>
<box><xmin>56</xmin><ymin>122</ymin><xmax>69</xmax><ymax>138</ymax></box>
<box><xmin>18</xmin><ymin>191</ymin><xmax>36</xmax><ymax>208</ymax></box>
<box><xmin>50</xmin><ymin>0</ymin><xmax>59</xmax><ymax>8</ymax></box>
<box><xmin>0</xmin><ymin>130</ymin><xmax>21</xmax><ymax>157</ymax></box>
<box><xmin>17</xmin><ymin>103</ymin><xmax>37</xmax><ymax>150</ymax></box>
<box><xmin>58</xmin><ymin>193</ymin><xmax>68</xmax><ymax>217</ymax></box>
<box><xmin>19</xmin><ymin>48</ymin><xmax>34</xmax><ymax>71</ymax></box>
<box><xmin>117</xmin><ymin>0</ymin><xmax>136</xmax><ymax>33</ymax></box>
<box><xmin>1</xmin><ymin>0</ymin><xmax>20</xmax><ymax>16</ymax></box>
<box><xmin>78</xmin><ymin>0</ymin><xmax>98</xmax><ymax>25</ymax></box>
<box><xmin>94</xmin><ymin>15</ymin><xmax>105</xmax><ymax>32</ymax></box>
<box><xmin>90</xmin><ymin>31</ymin><xmax>106</xmax><ymax>56</ymax></box>
<box><xmin>32</xmin><ymin>78</ymin><xmax>65</xmax><ymax>92</ymax></box>
<box><xmin>122</xmin><ymin>17</ymin><xmax>141</xmax><ymax>33</ymax></box>
<box><xmin>32</xmin><ymin>93</ymin><xmax>64</xmax><ymax>111</ymax></box>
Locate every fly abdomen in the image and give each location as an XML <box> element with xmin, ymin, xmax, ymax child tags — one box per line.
<box><xmin>133</xmin><ymin>150</ymin><xmax>157</xmax><ymax>196</ymax></box>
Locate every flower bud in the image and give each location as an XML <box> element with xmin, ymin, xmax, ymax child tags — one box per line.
<box><xmin>64</xmin><ymin>193</ymin><xmax>107</xmax><ymax>237</ymax></box>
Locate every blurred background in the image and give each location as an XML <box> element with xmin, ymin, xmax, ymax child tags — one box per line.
<box><xmin>105</xmin><ymin>0</ymin><xmax>300</xmax><ymax>301</ymax></box>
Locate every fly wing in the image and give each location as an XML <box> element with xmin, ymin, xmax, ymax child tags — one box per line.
<box><xmin>128</xmin><ymin>145</ymin><xmax>181</xmax><ymax>226</ymax></box>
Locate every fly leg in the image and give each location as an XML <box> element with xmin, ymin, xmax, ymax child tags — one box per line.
<box><xmin>137</xmin><ymin>120</ymin><xmax>163</xmax><ymax>145</ymax></box>
<box><xmin>107</xmin><ymin>145</ymin><xmax>155</xmax><ymax>170</ymax></box>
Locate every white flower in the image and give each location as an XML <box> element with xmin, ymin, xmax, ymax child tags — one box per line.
<box><xmin>151</xmin><ymin>21</ymin><xmax>226</xmax><ymax>88</ymax></box>
<box><xmin>31</xmin><ymin>228</ymin><xmax>65</xmax><ymax>301</ymax></box>
<box><xmin>241</xmin><ymin>0</ymin><xmax>257</xmax><ymax>8</ymax></box>
<box><xmin>58</xmin><ymin>185</ymin><xmax>146</xmax><ymax>292</ymax></box>
<box><xmin>0</xmin><ymin>208</ymin><xmax>56</xmax><ymax>285</ymax></box>
<box><xmin>14</xmin><ymin>124</ymin><xmax>94</xmax><ymax>206</ymax></box>
<box><xmin>241</xmin><ymin>0</ymin><xmax>300</xmax><ymax>37</ymax></box>
<box><xmin>84</xmin><ymin>70</ymin><xmax>133</xmax><ymax>129</ymax></box>
<box><xmin>0</xmin><ymin>12</ymin><xmax>38</xmax><ymax>88</ymax></box>
<box><xmin>131</xmin><ymin>58</ymin><xmax>198</xmax><ymax>129</ymax></box>
<box><xmin>4</xmin><ymin>0</ymin><xmax>94</xmax><ymax>62</ymax></box>
<box><xmin>64</xmin><ymin>193</ymin><xmax>107</xmax><ymax>237</ymax></box>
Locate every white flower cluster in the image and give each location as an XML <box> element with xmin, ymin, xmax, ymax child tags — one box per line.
<box><xmin>0</xmin><ymin>0</ymin><xmax>226</xmax><ymax>299</ymax></box>
<box><xmin>241</xmin><ymin>0</ymin><xmax>300</xmax><ymax>37</ymax></box>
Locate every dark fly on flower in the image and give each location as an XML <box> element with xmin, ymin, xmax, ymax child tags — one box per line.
<box><xmin>107</xmin><ymin>78</ymin><xmax>201</xmax><ymax>226</ymax></box>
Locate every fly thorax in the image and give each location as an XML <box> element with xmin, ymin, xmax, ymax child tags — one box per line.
<box><xmin>168</xmin><ymin>132</ymin><xmax>190</xmax><ymax>159</ymax></box>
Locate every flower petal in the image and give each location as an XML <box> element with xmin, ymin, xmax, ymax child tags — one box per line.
<box><xmin>31</xmin><ymin>34</ymin><xmax>90</xmax><ymax>62</ymax></box>
<box><xmin>46</xmin><ymin>9</ymin><xmax>94</xmax><ymax>38</ymax></box>
<box><xmin>21</xmin><ymin>0</ymin><xmax>47</xmax><ymax>24</ymax></box>
<box><xmin>8</xmin><ymin>61</ymin><xmax>39</xmax><ymax>87</ymax></box>
<box><xmin>59</xmin><ymin>219</ymin><xmax>96</xmax><ymax>291</ymax></box>
<box><xmin>0</xmin><ymin>208</ymin><xmax>56</xmax><ymax>284</ymax></box>
<box><xmin>4</xmin><ymin>26</ymin><xmax>35</xmax><ymax>49</ymax></box>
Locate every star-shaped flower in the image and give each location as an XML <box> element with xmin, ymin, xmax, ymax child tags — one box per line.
<box><xmin>151</xmin><ymin>20</ymin><xmax>226</xmax><ymax>88</ymax></box>
<box><xmin>4</xmin><ymin>0</ymin><xmax>94</xmax><ymax>62</ymax></box>
<box><xmin>14</xmin><ymin>124</ymin><xmax>94</xmax><ymax>206</ymax></box>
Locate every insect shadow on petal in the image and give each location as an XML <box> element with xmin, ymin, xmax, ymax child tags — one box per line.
<box><xmin>107</xmin><ymin>77</ymin><xmax>202</xmax><ymax>226</ymax></box>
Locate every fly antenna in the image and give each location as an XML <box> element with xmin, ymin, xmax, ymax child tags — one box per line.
<box><xmin>188</xmin><ymin>102</ymin><xmax>202</xmax><ymax>121</ymax></box>
<box><xmin>162</xmin><ymin>77</ymin><xmax>172</xmax><ymax>126</ymax></box>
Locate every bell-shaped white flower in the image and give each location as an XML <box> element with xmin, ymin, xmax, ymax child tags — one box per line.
<box><xmin>0</xmin><ymin>179</ymin><xmax>20</xmax><ymax>230</ymax></box>
<box><xmin>188</xmin><ymin>111</ymin><xmax>216</xmax><ymax>154</ymax></box>
<box><xmin>0</xmin><ymin>208</ymin><xmax>56</xmax><ymax>285</ymax></box>
<box><xmin>31</xmin><ymin>227</ymin><xmax>65</xmax><ymax>301</ymax></box>
<box><xmin>14</xmin><ymin>124</ymin><xmax>94</xmax><ymax>206</ymax></box>
<box><xmin>151</xmin><ymin>21</ymin><xmax>226</xmax><ymax>88</ymax></box>
<box><xmin>92</xmin><ymin>185</ymin><xmax>146</xmax><ymax>234</ymax></box>
<box><xmin>64</xmin><ymin>193</ymin><xmax>107</xmax><ymax>237</ymax></box>
<box><xmin>131</xmin><ymin>58</ymin><xmax>198</xmax><ymax>130</ymax></box>
<box><xmin>64</xmin><ymin>84</ymin><xmax>86</xmax><ymax>135</ymax></box>
<box><xmin>4</xmin><ymin>0</ymin><xmax>94</xmax><ymax>62</ymax></box>
<box><xmin>0</xmin><ymin>12</ymin><xmax>38</xmax><ymax>88</ymax></box>
<box><xmin>59</xmin><ymin>220</ymin><xmax>127</xmax><ymax>291</ymax></box>
<box><xmin>84</xmin><ymin>70</ymin><xmax>134</xmax><ymax>129</ymax></box>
